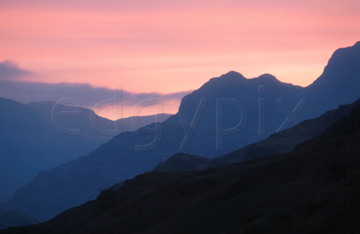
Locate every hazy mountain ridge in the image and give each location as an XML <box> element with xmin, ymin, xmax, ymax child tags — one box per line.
<box><xmin>0</xmin><ymin>98</ymin><xmax>170</xmax><ymax>203</ymax></box>
<box><xmin>3</xmin><ymin>42</ymin><xmax>360</xmax><ymax>221</ymax></box>
<box><xmin>3</xmin><ymin>96</ymin><xmax>360</xmax><ymax>234</ymax></box>
<box><xmin>0</xmin><ymin>97</ymin><xmax>106</xmax><ymax>203</ymax></box>
<box><xmin>28</xmin><ymin>101</ymin><xmax>171</xmax><ymax>134</ymax></box>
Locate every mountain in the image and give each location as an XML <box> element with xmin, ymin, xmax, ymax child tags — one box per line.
<box><xmin>3</xmin><ymin>97</ymin><xmax>360</xmax><ymax>234</ymax></box>
<box><xmin>0</xmin><ymin>211</ymin><xmax>37</xmax><ymax>230</ymax></box>
<box><xmin>0</xmin><ymin>72</ymin><xmax>303</xmax><ymax>221</ymax></box>
<box><xmin>303</xmin><ymin>41</ymin><xmax>360</xmax><ymax>118</ymax></box>
<box><xmin>153</xmin><ymin>153</ymin><xmax>211</xmax><ymax>172</ymax></box>
<box><xmin>0</xmin><ymin>98</ymin><xmax>171</xmax><ymax>203</ymax></box>
<box><xmin>0</xmin><ymin>97</ymin><xmax>109</xmax><ymax>203</ymax></box>
<box><xmin>28</xmin><ymin>101</ymin><xmax>171</xmax><ymax>134</ymax></box>
<box><xmin>154</xmin><ymin>99</ymin><xmax>360</xmax><ymax>171</ymax></box>
<box><xmin>3</xmin><ymin>42</ymin><xmax>360</xmax><ymax>221</ymax></box>
<box><xmin>115</xmin><ymin>113</ymin><xmax>171</xmax><ymax>132</ymax></box>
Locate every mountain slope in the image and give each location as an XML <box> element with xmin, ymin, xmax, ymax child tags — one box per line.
<box><xmin>153</xmin><ymin>99</ymin><xmax>360</xmax><ymax>171</ymax></box>
<box><xmin>153</xmin><ymin>153</ymin><xmax>211</xmax><ymax>172</ymax></box>
<box><xmin>0</xmin><ymin>98</ymin><xmax>105</xmax><ymax>203</ymax></box>
<box><xmin>0</xmin><ymin>98</ymin><xmax>170</xmax><ymax>203</ymax></box>
<box><xmin>0</xmin><ymin>211</ymin><xmax>37</xmax><ymax>230</ymax></box>
<box><xmin>0</xmin><ymin>72</ymin><xmax>304</xmax><ymax>221</ymax></box>
<box><xmin>3</xmin><ymin>42</ymin><xmax>360</xmax><ymax>221</ymax></box>
<box><xmin>3</xmin><ymin>96</ymin><xmax>360</xmax><ymax>234</ymax></box>
<box><xmin>303</xmin><ymin>41</ymin><xmax>360</xmax><ymax>118</ymax></box>
<box><xmin>29</xmin><ymin>101</ymin><xmax>171</xmax><ymax>134</ymax></box>
<box><xmin>116</xmin><ymin>114</ymin><xmax>172</xmax><ymax>132</ymax></box>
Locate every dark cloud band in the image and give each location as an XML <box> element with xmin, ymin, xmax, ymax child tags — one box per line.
<box><xmin>0</xmin><ymin>60</ymin><xmax>190</xmax><ymax>109</ymax></box>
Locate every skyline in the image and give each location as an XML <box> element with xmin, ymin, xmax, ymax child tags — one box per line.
<box><xmin>1</xmin><ymin>0</ymin><xmax>360</xmax><ymax>118</ymax></box>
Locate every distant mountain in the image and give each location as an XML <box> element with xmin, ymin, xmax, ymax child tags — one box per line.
<box><xmin>3</xmin><ymin>96</ymin><xmax>360</xmax><ymax>234</ymax></box>
<box><xmin>0</xmin><ymin>98</ymin><xmax>171</xmax><ymax>203</ymax></box>
<box><xmin>3</xmin><ymin>42</ymin><xmax>360</xmax><ymax>221</ymax></box>
<box><xmin>0</xmin><ymin>210</ymin><xmax>37</xmax><ymax>230</ymax></box>
<box><xmin>0</xmin><ymin>97</ymin><xmax>105</xmax><ymax>203</ymax></box>
<box><xmin>154</xmin><ymin>99</ymin><xmax>360</xmax><ymax>171</ymax></box>
<box><xmin>29</xmin><ymin>101</ymin><xmax>171</xmax><ymax>134</ymax></box>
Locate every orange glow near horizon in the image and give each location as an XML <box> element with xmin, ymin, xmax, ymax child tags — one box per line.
<box><xmin>1</xmin><ymin>0</ymin><xmax>360</xmax><ymax>118</ymax></box>
<box><xmin>94</xmin><ymin>99</ymin><xmax>181</xmax><ymax>121</ymax></box>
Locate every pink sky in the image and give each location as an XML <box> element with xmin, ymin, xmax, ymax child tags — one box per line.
<box><xmin>0</xmin><ymin>0</ymin><xmax>359</xmax><ymax>118</ymax></box>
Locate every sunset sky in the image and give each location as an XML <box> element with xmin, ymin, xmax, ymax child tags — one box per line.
<box><xmin>0</xmin><ymin>0</ymin><xmax>359</xmax><ymax>119</ymax></box>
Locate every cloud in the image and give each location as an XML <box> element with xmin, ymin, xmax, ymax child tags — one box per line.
<box><xmin>0</xmin><ymin>61</ymin><xmax>191</xmax><ymax>118</ymax></box>
<box><xmin>0</xmin><ymin>60</ymin><xmax>33</xmax><ymax>81</ymax></box>
<box><xmin>0</xmin><ymin>80</ymin><xmax>190</xmax><ymax>108</ymax></box>
<box><xmin>0</xmin><ymin>61</ymin><xmax>190</xmax><ymax>113</ymax></box>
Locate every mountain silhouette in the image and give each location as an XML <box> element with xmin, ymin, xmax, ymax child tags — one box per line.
<box><xmin>303</xmin><ymin>41</ymin><xmax>360</xmax><ymax>117</ymax></box>
<box><xmin>153</xmin><ymin>153</ymin><xmax>211</xmax><ymax>172</ymax></box>
<box><xmin>3</xmin><ymin>96</ymin><xmax>360</xmax><ymax>234</ymax></box>
<box><xmin>0</xmin><ymin>72</ymin><xmax>302</xmax><ymax>221</ymax></box>
<box><xmin>154</xmin><ymin>99</ymin><xmax>360</xmax><ymax>171</ymax></box>
<box><xmin>0</xmin><ymin>210</ymin><xmax>37</xmax><ymax>230</ymax></box>
<box><xmin>0</xmin><ymin>98</ymin><xmax>170</xmax><ymax>203</ymax></box>
<box><xmin>29</xmin><ymin>101</ymin><xmax>171</xmax><ymax>134</ymax></box>
<box><xmin>0</xmin><ymin>98</ymin><xmax>111</xmax><ymax>203</ymax></box>
<box><xmin>3</xmin><ymin>42</ymin><xmax>360</xmax><ymax>221</ymax></box>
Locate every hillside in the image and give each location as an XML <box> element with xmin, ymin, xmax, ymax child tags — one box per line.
<box><xmin>154</xmin><ymin>99</ymin><xmax>360</xmax><ymax>171</ymax></box>
<box><xmin>0</xmin><ymin>98</ymin><xmax>111</xmax><ymax>203</ymax></box>
<box><xmin>0</xmin><ymin>98</ymin><xmax>170</xmax><ymax>203</ymax></box>
<box><xmin>3</xmin><ymin>93</ymin><xmax>360</xmax><ymax>234</ymax></box>
<box><xmin>154</xmin><ymin>153</ymin><xmax>211</xmax><ymax>172</ymax></box>
<box><xmin>0</xmin><ymin>211</ymin><xmax>37</xmax><ymax>230</ymax></box>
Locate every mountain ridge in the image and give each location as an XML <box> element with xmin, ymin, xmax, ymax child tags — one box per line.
<box><xmin>3</xmin><ymin>96</ymin><xmax>360</xmax><ymax>234</ymax></box>
<box><xmin>3</xmin><ymin>42</ymin><xmax>360</xmax><ymax>221</ymax></box>
<box><xmin>154</xmin><ymin>99</ymin><xmax>360</xmax><ymax>171</ymax></box>
<box><xmin>0</xmin><ymin>98</ymin><xmax>171</xmax><ymax>203</ymax></box>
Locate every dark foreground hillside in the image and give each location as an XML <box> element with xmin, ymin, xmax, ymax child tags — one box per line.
<box><xmin>3</xmin><ymin>105</ymin><xmax>360</xmax><ymax>234</ymax></box>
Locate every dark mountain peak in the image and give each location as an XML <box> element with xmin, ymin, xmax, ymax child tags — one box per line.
<box><xmin>203</xmin><ymin>71</ymin><xmax>285</xmax><ymax>89</ymax></box>
<box><xmin>256</xmin><ymin>73</ymin><xmax>279</xmax><ymax>82</ymax></box>
<box><xmin>218</xmin><ymin>71</ymin><xmax>245</xmax><ymax>80</ymax></box>
<box><xmin>307</xmin><ymin>41</ymin><xmax>360</xmax><ymax>95</ymax></box>
<box><xmin>325</xmin><ymin>41</ymin><xmax>360</xmax><ymax>71</ymax></box>
<box><xmin>178</xmin><ymin>70</ymin><xmax>300</xmax><ymax>121</ymax></box>
<box><xmin>202</xmin><ymin>71</ymin><xmax>287</xmax><ymax>89</ymax></box>
<box><xmin>217</xmin><ymin>71</ymin><xmax>283</xmax><ymax>85</ymax></box>
<box><xmin>258</xmin><ymin>73</ymin><xmax>279</xmax><ymax>81</ymax></box>
<box><xmin>331</xmin><ymin>40</ymin><xmax>360</xmax><ymax>59</ymax></box>
<box><xmin>318</xmin><ymin>41</ymin><xmax>360</xmax><ymax>70</ymax></box>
